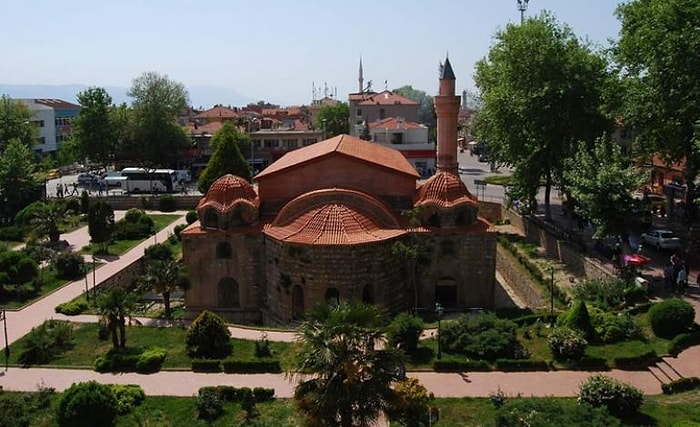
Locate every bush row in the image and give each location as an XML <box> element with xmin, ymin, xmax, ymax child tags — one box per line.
<box><xmin>668</xmin><ymin>331</ymin><xmax>700</xmax><ymax>357</ymax></box>
<box><xmin>433</xmin><ymin>357</ymin><xmax>491</xmax><ymax>372</ymax></box>
<box><xmin>198</xmin><ymin>385</ymin><xmax>275</xmax><ymax>403</ymax></box>
<box><xmin>94</xmin><ymin>347</ymin><xmax>167</xmax><ymax>373</ymax></box>
<box><xmin>191</xmin><ymin>358</ymin><xmax>282</xmax><ymax>373</ymax></box>
<box><xmin>661</xmin><ymin>377</ymin><xmax>700</xmax><ymax>394</ymax></box>
<box><xmin>613</xmin><ymin>351</ymin><xmax>659</xmax><ymax>370</ymax></box>
<box><xmin>55</xmin><ymin>299</ymin><xmax>88</xmax><ymax>316</ymax></box>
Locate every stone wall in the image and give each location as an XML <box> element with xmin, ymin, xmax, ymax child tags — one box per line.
<box><xmin>495</xmin><ymin>246</ymin><xmax>546</xmax><ymax>308</ymax></box>
<box><xmin>88</xmin><ymin>195</ymin><xmax>201</xmax><ymax>211</ymax></box>
<box><xmin>94</xmin><ymin>257</ymin><xmax>146</xmax><ymax>291</ymax></box>
<box><xmin>478</xmin><ymin>201</ymin><xmax>503</xmax><ymax>224</ymax></box>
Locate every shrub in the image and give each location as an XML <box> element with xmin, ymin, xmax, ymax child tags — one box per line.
<box><xmin>191</xmin><ymin>359</ymin><xmax>223</xmax><ymax>372</ymax></box>
<box><xmin>433</xmin><ymin>356</ymin><xmax>491</xmax><ymax>372</ymax></box>
<box><xmin>110</xmin><ymin>384</ymin><xmax>146</xmax><ymax>414</ymax></box>
<box><xmin>143</xmin><ymin>242</ymin><xmax>174</xmax><ymax>261</ymax></box>
<box><xmin>386</xmin><ymin>378</ymin><xmax>431</xmax><ymax>427</ymax></box>
<box><xmin>613</xmin><ymin>351</ymin><xmax>658</xmax><ymax>370</ymax></box>
<box><xmin>93</xmin><ymin>348</ymin><xmax>142</xmax><ymax>372</ymax></box>
<box><xmin>495</xmin><ymin>359</ymin><xmax>549</xmax><ymax>371</ymax></box>
<box><xmin>124</xmin><ymin>208</ymin><xmax>148</xmax><ymax>223</ymax></box>
<box><xmin>55</xmin><ymin>299</ymin><xmax>88</xmax><ymax>316</ymax></box>
<box><xmin>572</xmin><ymin>277</ymin><xmax>647</xmax><ymax>310</ymax></box>
<box><xmin>64</xmin><ymin>197</ymin><xmax>81</xmax><ymax>214</ymax></box>
<box><xmin>254</xmin><ymin>335</ymin><xmax>272</xmax><ymax>358</ymax></box>
<box><xmin>0</xmin><ymin>225</ymin><xmax>25</xmax><ymax>241</ymax></box>
<box><xmin>80</xmin><ymin>190</ymin><xmax>90</xmax><ymax>214</ymax></box>
<box><xmin>186</xmin><ymin>210</ymin><xmax>198</xmax><ymax>224</ymax></box>
<box><xmin>173</xmin><ymin>224</ymin><xmax>187</xmax><ymax>240</ymax></box>
<box><xmin>56</xmin><ymin>381</ymin><xmax>118</xmax><ymax>427</ymax></box>
<box><xmin>441</xmin><ymin>313</ymin><xmax>523</xmax><ymax>360</ymax></box>
<box><xmin>158</xmin><ymin>194</ymin><xmax>177</xmax><ymax>212</ymax></box>
<box><xmin>668</xmin><ymin>331</ymin><xmax>700</xmax><ymax>356</ymax></box>
<box><xmin>252</xmin><ymin>387</ymin><xmax>275</xmax><ymax>402</ymax></box>
<box><xmin>186</xmin><ymin>310</ymin><xmax>232</xmax><ymax>359</ymax></box>
<box><xmin>648</xmin><ymin>299</ymin><xmax>695</xmax><ymax>339</ymax></box>
<box><xmin>136</xmin><ymin>347</ymin><xmax>167</xmax><ymax>372</ymax></box>
<box><xmin>196</xmin><ymin>387</ymin><xmax>223</xmax><ymax>421</ymax></box>
<box><xmin>112</xmin><ymin>209</ymin><xmax>154</xmax><ymax>240</ymax></box>
<box><xmin>547</xmin><ymin>327</ymin><xmax>587</xmax><ymax>361</ymax></box>
<box><xmin>577</xmin><ymin>374</ymin><xmax>643</xmax><ymax>417</ymax></box>
<box><xmin>560</xmin><ymin>301</ymin><xmax>594</xmax><ymax>339</ymax></box>
<box><xmin>387</xmin><ymin>312</ymin><xmax>425</xmax><ymax>353</ymax></box>
<box><xmin>592</xmin><ymin>312</ymin><xmax>645</xmax><ymax>344</ymax></box>
<box><xmin>54</xmin><ymin>252</ymin><xmax>86</xmax><ymax>280</ymax></box>
<box><xmin>496</xmin><ymin>397</ymin><xmax>621</xmax><ymax>427</ymax></box>
<box><xmin>240</xmin><ymin>387</ymin><xmax>258</xmax><ymax>419</ymax></box>
<box><xmin>662</xmin><ymin>377</ymin><xmax>700</xmax><ymax>394</ymax></box>
<box><xmin>0</xmin><ymin>250</ymin><xmax>38</xmax><ymax>286</ymax></box>
<box><xmin>222</xmin><ymin>359</ymin><xmax>281</xmax><ymax>373</ymax></box>
<box><xmin>19</xmin><ymin>320</ymin><xmax>73</xmax><ymax>365</ymax></box>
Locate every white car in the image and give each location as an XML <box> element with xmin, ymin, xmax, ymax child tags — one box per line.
<box><xmin>640</xmin><ymin>229</ymin><xmax>682</xmax><ymax>251</ymax></box>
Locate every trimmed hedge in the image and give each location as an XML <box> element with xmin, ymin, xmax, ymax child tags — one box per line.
<box><xmin>565</xmin><ymin>356</ymin><xmax>609</xmax><ymax>371</ymax></box>
<box><xmin>662</xmin><ymin>377</ymin><xmax>700</xmax><ymax>395</ymax></box>
<box><xmin>135</xmin><ymin>347</ymin><xmax>167</xmax><ymax>372</ymax></box>
<box><xmin>158</xmin><ymin>195</ymin><xmax>176</xmax><ymax>212</ymax></box>
<box><xmin>198</xmin><ymin>386</ymin><xmax>275</xmax><ymax>403</ymax></box>
<box><xmin>668</xmin><ymin>331</ymin><xmax>700</xmax><ymax>357</ymax></box>
<box><xmin>495</xmin><ymin>359</ymin><xmax>549</xmax><ymax>371</ymax></box>
<box><xmin>648</xmin><ymin>299</ymin><xmax>695</xmax><ymax>339</ymax></box>
<box><xmin>613</xmin><ymin>351</ymin><xmax>659</xmax><ymax>370</ymax></box>
<box><xmin>433</xmin><ymin>356</ymin><xmax>491</xmax><ymax>372</ymax></box>
<box><xmin>94</xmin><ymin>347</ymin><xmax>167</xmax><ymax>373</ymax></box>
<box><xmin>222</xmin><ymin>358</ymin><xmax>281</xmax><ymax>373</ymax></box>
<box><xmin>192</xmin><ymin>359</ymin><xmax>222</xmax><ymax>372</ymax></box>
<box><xmin>55</xmin><ymin>300</ymin><xmax>88</xmax><ymax>316</ymax></box>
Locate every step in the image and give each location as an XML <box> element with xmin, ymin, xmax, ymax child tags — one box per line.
<box><xmin>648</xmin><ymin>365</ymin><xmax>674</xmax><ymax>384</ymax></box>
<box><xmin>657</xmin><ymin>359</ymin><xmax>683</xmax><ymax>382</ymax></box>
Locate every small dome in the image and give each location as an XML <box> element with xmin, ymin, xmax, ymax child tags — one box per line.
<box><xmin>197</xmin><ymin>174</ymin><xmax>259</xmax><ymax>213</ymax></box>
<box><xmin>414</xmin><ymin>172</ymin><xmax>478</xmax><ymax>209</ymax></box>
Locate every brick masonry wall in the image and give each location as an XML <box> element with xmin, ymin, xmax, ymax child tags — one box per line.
<box><xmin>495</xmin><ymin>245</ymin><xmax>546</xmax><ymax>308</ymax></box>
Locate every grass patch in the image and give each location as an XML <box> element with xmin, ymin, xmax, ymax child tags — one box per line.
<box><xmin>484</xmin><ymin>174</ymin><xmax>514</xmax><ymax>186</ymax></box>
<box><xmin>0</xmin><ymin>265</ymin><xmax>78</xmax><ymax>309</ymax></box>
<box><xmin>80</xmin><ymin>214</ymin><xmax>182</xmax><ymax>256</ymax></box>
<box><xmin>8</xmin><ymin>322</ymin><xmax>296</xmax><ymax>371</ymax></box>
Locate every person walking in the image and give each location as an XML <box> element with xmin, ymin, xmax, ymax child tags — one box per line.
<box><xmin>677</xmin><ymin>264</ymin><xmax>688</xmax><ymax>294</ymax></box>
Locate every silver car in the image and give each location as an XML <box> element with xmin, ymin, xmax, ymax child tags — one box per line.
<box><xmin>640</xmin><ymin>229</ymin><xmax>682</xmax><ymax>251</ymax></box>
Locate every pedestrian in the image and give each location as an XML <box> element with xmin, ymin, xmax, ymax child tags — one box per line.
<box><xmin>64</xmin><ymin>183</ymin><xmax>69</xmax><ymax>196</ymax></box>
<box><xmin>677</xmin><ymin>264</ymin><xmax>688</xmax><ymax>294</ymax></box>
<box><xmin>71</xmin><ymin>182</ymin><xmax>78</xmax><ymax>196</ymax></box>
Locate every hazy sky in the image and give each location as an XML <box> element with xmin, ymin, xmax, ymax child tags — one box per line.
<box><xmin>2</xmin><ymin>0</ymin><xmax>623</xmax><ymax>107</ymax></box>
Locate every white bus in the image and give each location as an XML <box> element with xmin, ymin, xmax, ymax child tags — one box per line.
<box><xmin>120</xmin><ymin>168</ymin><xmax>177</xmax><ymax>193</ymax></box>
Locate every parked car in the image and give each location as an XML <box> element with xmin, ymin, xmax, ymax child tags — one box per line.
<box><xmin>46</xmin><ymin>169</ymin><xmax>62</xmax><ymax>180</ymax></box>
<box><xmin>639</xmin><ymin>229</ymin><xmax>682</xmax><ymax>251</ymax></box>
<box><xmin>77</xmin><ymin>173</ymin><xmax>97</xmax><ymax>187</ymax></box>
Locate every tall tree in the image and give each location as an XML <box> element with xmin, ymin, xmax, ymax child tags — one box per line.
<box><xmin>96</xmin><ymin>287</ymin><xmax>136</xmax><ymax>349</ymax></box>
<box><xmin>473</xmin><ymin>12</ymin><xmax>612</xmax><ymax>220</ymax></box>
<box><xmin>615</xmin><ymin>0</ymin><xmax>700</xmax><ymax>222</ymax></box>
<box><xmin>127</xmin><ymin>72</ymin><xmax>190</xmax><ymax>168</ymax></box>
<box><xmin>141</xmin><ymin>259</ymin><xmax>185</xmax><ymax>320</ymax></box>
<box><xmin>291</xmin><ymin>302</ymin><xmax>404</xmax><ymax>427</ymax></box>
<box><xmin>87</xmin><ymin>201</ymin><xmax>115</xmax><ymax>254</ymax></box>
<box><xmin>29</xmin><ymin>200</ymin><xmax>72</xmax><ymax>245</ymax></box>
<box><xmin>0</xmin><ymin>139</ymin><xmax>41</xmax><ymax>219</ymax></box>
<box><xmin>393</xmin><ymin>85</ymin><xmax>436</xmax><ymax>130</ymax></box>
<box><xmin>0</xmin><ymin>95</ymin><xmax>35</xmax><ymax>152</ymax></box>
<box><xmin>563</xmin><ymin>137</ymin><xmax>647</xmax><ymax>248</ymax></box>
<box><xmin>111</xmin><ymin>103</ymin><xmax>136</xmax><ymax>165</ymax></box>
<box><xmin>71</xmin><ymin>87</ymin><xmax>116</xmax><ymax>166</ymax></box>
<box><xmin>197</xmin><ymin>122</ymin><xmax>252</xmax><ymax>193</ymax></box>
<box><xmin>317</xmin><ymin>102</ymin><xmax>350</xmax><ymax>139</ymax></box>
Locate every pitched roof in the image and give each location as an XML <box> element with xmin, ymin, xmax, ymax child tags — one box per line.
<box><xmin>368</xmin><ymin>117</ymin><xmax>424</xmax><ymax>130</ymax></box>
<box><xmin>33</xmin><ymin>99</ymin><xmax>80</xmax><ymax>109</ymax></box>
<box><xmin>186</xmin><ymin>121</ymin><xmax>223</xmax><ymax>136</ymax></box>
<box><xmin>357</xmin><ymin>90</ymin><xmax>418</xmax><ymax>106</ymax></box>
<box><xmin>255</xmin><ymin>134</ymin><xmax>420</xmax><ymax>179</ymax></box>
<box><xmin>194</xmin><ymin>106</ymin><xmax>239</xmax><ymax>119</ymax></box>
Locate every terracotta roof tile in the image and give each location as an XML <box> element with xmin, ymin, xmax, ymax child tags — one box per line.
<box><xmin>194</xmin><ymin>106</ymin><xmax>239</xmax><ymax>119</ymax></box>
<box><xmin>197</xmin><ymin>174</ymin><xmax>259</xmax><ymax>214</ymax></box>
<box><xmin>357</xmin><ymin>90</ymin><xmax>419</xmax><ymax>106</ymax></box>
<box><xmin>414</xmin><ymin>172</ymin><xmax>478</xmax><ymax>209</ymax></box>
<box><xmin>368</xmin><ymin>117</ymin><xmax>424</xmax><ymax>130</ymax></box>
<box><xmin>255</xmin><ymin>134</ymin><xmax>420</xmax><ymax>179</ymax></box>
<box><xmin>186</xmin><ymin>121</ymin><xmax>223</xmax><ymax>135</ymax></box>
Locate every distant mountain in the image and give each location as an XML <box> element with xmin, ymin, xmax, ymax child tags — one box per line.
<box><xmin>0</xmin><ymin>83</ymin><xmax>255</xmax><ymax>109</ymax></box>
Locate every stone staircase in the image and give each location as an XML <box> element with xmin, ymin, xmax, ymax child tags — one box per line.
<box><xmin>648</xmin><ymin>357</ymin><xmax>684</xmax><ymax>385</ymax></box>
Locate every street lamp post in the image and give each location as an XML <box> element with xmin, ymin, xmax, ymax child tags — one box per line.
<box><xmin>549</xmin><ymin>266</ymin><xmax>555</xmax><ymax>326</ymax></box>
<box><xmin>92</xmin><ymin>256</ymin><xmax>97</xmax><ymax>300</ymax></box>
<box><xmin>435</xmin><ymin>302</ymin><xmax>444</xmax><ymax>360</ymax></box>
<box><xmin>517</xmin><ymin>0</ymin><xmax>530</xmax><ymax>24</ymax></box>
<box><xmin>1</xmin><ymin>306</ymin><xmax>9</xmax><ymax>371</ymax></box>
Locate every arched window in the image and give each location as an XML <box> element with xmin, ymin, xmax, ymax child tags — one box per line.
<box><xmin>292</xmin><ymin>285</ymin><xmax>304</xmax><ymax>320</ymax></box>
<box><xmin>218</xmin><ymin>277</ymin><xmax>240</xmax><ymax>308</ymax></box>
<box><xmin>203</xmin><ymin>209</ymin><xmax>218</xmax><ymax>229</ymax></box>
<box><xmin>362</xmin><ymin>284</ymin><xmax>374</xmax><ymax>304</ymax></box>
<box><xmin>325</xmin><ymin>288</ymin><xmax>340</xmax><ymax>307</ymax></box>
<box><xmin>216</xmin><ymin>242</ymin><xmax>232</xmax><ymax>259</ymax></box>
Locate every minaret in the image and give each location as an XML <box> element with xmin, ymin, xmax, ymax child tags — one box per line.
<box><xmin>435</xmin><ymin>57</ymin><xmax>461</xmax><ymax>175</ymax></box>
<box><xmin>358</xmin><ymin>57</ymin><xmax>364</xmax><ymax>93</ymax></box>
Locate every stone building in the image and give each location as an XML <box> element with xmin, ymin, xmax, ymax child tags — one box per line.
<box><xmin>181</xmin><ymin>58</ymin><xmax>497</xmax><ymax>325</ymax></box>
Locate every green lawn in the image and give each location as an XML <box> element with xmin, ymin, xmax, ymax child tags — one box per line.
<box><xmin>14</xmin><ymin>391</ymin><xmax>700</xmax><ymax>426</ymax></box>
<box><xmin>8</xmin><ymin>322</ymin><xmax>297</xmax><ymax>371</ymax></box>
<box><xmin>0</xmin><ymin>265</ymin><xmax>94</xmax><ymax>310</ymax></box>
<box><xmin>80</xmin><ymin>214</ymin><xmax>182</xmax><ymax>256</ymax></box>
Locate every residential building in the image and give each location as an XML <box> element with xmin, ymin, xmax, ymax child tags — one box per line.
<box><xmin>19</xmin><ymin>98</ymin><xmax>80</xmax><ymax>153</ymax></box>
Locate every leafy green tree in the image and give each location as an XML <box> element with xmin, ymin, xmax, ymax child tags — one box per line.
<box><xmin>57</xmin><ymin>381</ymin><xmax>118</xmax><ymax>427</ymax></box>
<box><xmin>387</xmin><ymin>312</ymin><xmax>425</xmax><ymax>353</ymax></box>
<box><xmin>387</xmin><ymin>378</ymin><xmax>432</xmax><ymax>427</ymax></box>
<box><xmin>615</xmin><ymin>0</ymin><xmax>700</xmax><ymax>222</ymax></box>
<box><xmin>0</xmin><ymin>95</ymin><xmax>35</xmax><ymax>152</ymax></box>
<box><xmin>563</xmin><ymin>138</ymin><xmax>646</xmax><ymax>244</ymax></box>
<box><xmin>393</xmin><ymin>85</ymin><xmax>436</xmax><ymax>131</ymax></box>
<box><xmin>291</xmin><ymin>302</ymin><xmax>404</xmax><ymax>427</ymax></box>
<box><xmin>141</xmin><ymin>259</ymin><xmax>184</xmax><ymax>319</ymax></box>
<box><xmin>96</xmin><ymin>288</ymin><xmax>137</xmax><ymax>349</ymax></box>
<box><xmin>317</xmin><ymin>102</ymin><xmax>350</xmax><ymax>138</ymax></box>
<box><xmin>71</xmin><ymin>87</ymin><xmax>117</xmax><ymax>166</ymax></box>
<box><xmin>28</xmin><ymin>200</ymin><xmax>71</xmax><ymax>244</ymax></box>
<box><xmin>111</xmin><ymin>103</ymin><xmax>136</xmax><ymax>164</ymax></box>
<box><xmin>87</xmin><ymin>201</ymin><xmax>115</xmax><ymax>254</ymax></box>
<box><xmin>474</xmin><ymin>13</ymin><xmax>611</xmax><ymax>220</ymax></box>
<box><xmin>0</xmin><ymin>250</ymin><xmax>38</xmax><ymax>287</ymax></box>
<box><xmin>197</xmin><ymin>122</ymin><xmax>251</xmax><ymax>193</ymax></box>
<box><xmin>0</xmin><ymin>138</ymin><xmax>41</xmax><ymax>219</ymax></box>
<box><xmin>127</xmin><ymin>71</ymin><xmax>190</xmax><ymax>168</ymax></box>
<box><xmin>186</xmin><ymin>310</ymin><xmax>232</xmax><ymax>359</ymax></box>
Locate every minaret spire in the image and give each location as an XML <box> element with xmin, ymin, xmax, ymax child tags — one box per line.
<box><xmin>359</xmin><ymin>57</ymin><xmax>364</xmax><ymax>93</ymax></box>
<box><xmin>435</xmin><ymin>56</ymin><xmax>461</xmax><ymax>175</ymax></box>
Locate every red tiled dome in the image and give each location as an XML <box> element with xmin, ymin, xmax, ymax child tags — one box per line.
<box><xmin>414</xmin><ymin>172</ymin><xmax>478</xmax><ymax>209</ymax></box>
<box><xmin>197</xmin><ymin>174</ymin><xmax>259</xmax><ymax>214</ymax></box>
<box><xmin>265</xmin><ymin>188</ymin><xmax>405</xmax><ymax>245</ymax></box>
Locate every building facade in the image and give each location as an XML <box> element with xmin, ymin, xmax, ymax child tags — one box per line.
<box><xmin>20</xmin><ymin>98</ymin><xmax>80</xmax><ymax>153</ymax></box>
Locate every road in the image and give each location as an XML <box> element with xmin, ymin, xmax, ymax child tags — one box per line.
<box><xmin>457</xmin><ymin>149</ymin><xmax>512</xmax><ymax>202</ymax></box>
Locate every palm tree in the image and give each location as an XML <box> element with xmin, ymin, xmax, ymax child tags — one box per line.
<box><xmin>29</xmin><ymin>200</ymin><xmax>71</xmax><ymax>245</ymax></box>
<box><xmin>290</xmin><ymin>301</ymin><xmax>404</xmax><ymax>427</ymax></box>
<box><xmin>96</xmin><ymin>287</ymin><xmax>136</xmax><ymax>348</ymax></box>
<box><xmin>141</xmin><ymin>259</ymin><xmax>185</xmax><ymax>319</ymax></box>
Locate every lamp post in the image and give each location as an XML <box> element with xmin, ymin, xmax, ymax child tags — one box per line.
<box><xmin>1</xmin><ymin>306</ymin><xmax>8</xmax><ymax>371</ymax></box>
<box><xmin>92</xmin><ymin>255</ymin><xmax>97</xmax><ymax>300</ymax></box>
<box><xmin>549</xmin><ymin>266</ymin><xmax>555</xmax><ymax>326</ymax></box>
<box><xmin>435</xmin><ymin>302</ymin><xmax>444</xmax><ymax>360</ymax></box>
<box><xmin>517</xmin><ymin>0</ymin><xmax>529</xmax><ymax>24</ymax></box>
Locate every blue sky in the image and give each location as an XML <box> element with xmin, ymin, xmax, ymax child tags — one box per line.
<box><xmin>2</xmin><ymin>0</ymin><xmax>623</xmax><ymax>107</ymax></box>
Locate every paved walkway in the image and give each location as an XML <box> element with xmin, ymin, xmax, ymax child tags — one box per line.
<box><xmin>2</xmin><ymin>210</ymin><xmax>700</xmax><ymax>400</ymax></box>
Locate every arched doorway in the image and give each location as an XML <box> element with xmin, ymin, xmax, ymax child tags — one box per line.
<box><xmin>435</xmin><ymin>278</ymin><xmax>457</xmax><ymax>308</ymax></box>
<box><xmin>218</xmin><ymin>277</ymin><xmax>240</xmax><ymax>308</ymax></box>
<box><xmin>362</xmin><ymin>284</ymin><xmax>374</xmax><ymax>304</ymax></box>
<box><xmin>292</xmin><ymin>285</ymin><xmax>304</xmax><ymax>320</ymax></box>
<box><xmin>325</xmin><ymin>288</ymin><xmax>340</xmax><ymax>306</ymax></box>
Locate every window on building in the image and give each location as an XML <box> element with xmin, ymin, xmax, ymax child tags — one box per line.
<box><xmin>356</xmin><ymin>109</ymin><xmax>362</xmax><ymax>117</ymax></box>
<box><xmin>203</xmin><ymin>209</ymin><xmax>218</xmax><ymax>229</ymax></box>
<box><xmin>435</xmin><ymin>278</ymin><xmax>457</xmax><ymax>308</ymax></box>
<box><xmin>218</xmin><ymin>277</ymin><xmax>240</xmax><ymax>308</ymax></box>
<box><xmin>302</xmin><ymin>138</ymin><xmax>317</xmax><ymax>146</ymax></box>
<box><xmin>362</xmin><ymin>284</ymin><xmax>374</xmax><ymax>304</ymax></box>
<box><xmin>264</xmin><ymin>139</ymin><xmax>279</xmax><ymax>148</ymax></box>
<box><xmin>216</xmin><ymin>242</ymin><xmax>232</xmax><ymax>259</ymax></box>
<box><xmin>283</xmin><ymin>139</ymin><xmax>297</xmax><ymax>149</ymax></box>
<box><xmin>379</xmin><ymin>109</ymin><xmax>385</xmax><ymax>120</ymax></box>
